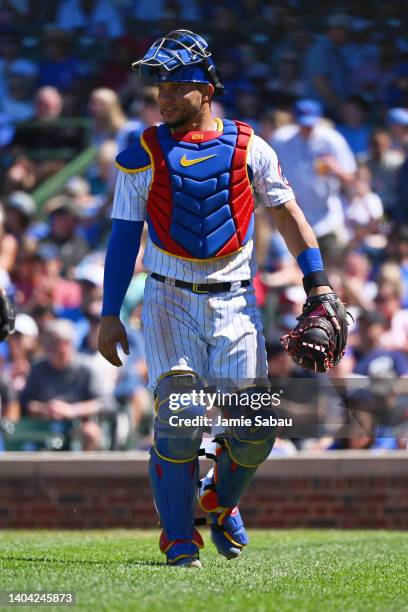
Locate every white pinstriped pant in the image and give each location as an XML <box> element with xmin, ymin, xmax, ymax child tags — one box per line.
<box><xmin>141</xmin><ymin>275</ymin><xmax>268</xmax><ymax>391</ymax></box>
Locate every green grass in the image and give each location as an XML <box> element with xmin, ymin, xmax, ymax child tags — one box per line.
<box><xmin>0</xmin><ymin>530</ymin><xmax>407</xmax><ymax>612</ymax></box>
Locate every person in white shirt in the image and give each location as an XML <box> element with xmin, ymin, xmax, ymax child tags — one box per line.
<box><xmin>272</xmin><ymin>99</ymin><xmax>357</xmax><ymax>263</ymax></box>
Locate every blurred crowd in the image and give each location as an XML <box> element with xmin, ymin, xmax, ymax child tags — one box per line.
<box><xmin>0</xmin><ymin>0</ymin><xmax>407</xmax><ymax>452</ymax></box>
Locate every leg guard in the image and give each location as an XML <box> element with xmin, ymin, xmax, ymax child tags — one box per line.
<box><xmin>199</xmin><ymin>406</ymin><xmax>276</xmax><ymax>558</ymax></box>
<box><xmin>149</xmin><ymin>372</ymin><xmax>206</xmax><ymax>564</ymax></box>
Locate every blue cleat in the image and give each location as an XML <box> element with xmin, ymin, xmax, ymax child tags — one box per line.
<box><xmin>198</xmin><ymin>472</ymin><xmax>249</xmax><ymax>559</ymax></box>
<box><xmin>209</xmin><ymin>506</ymin><xmax>249</xmax><ymax>559</ymax></box>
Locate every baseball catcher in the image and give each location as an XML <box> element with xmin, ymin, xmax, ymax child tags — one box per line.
<box><xmin>99</xmin><ymin>29</ymin><xmax>348</xmax><ymax>568</ymax></box>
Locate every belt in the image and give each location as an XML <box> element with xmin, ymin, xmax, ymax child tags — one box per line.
<box><xmin>150</xmin><ymin>273</ymin><xmax>250</xmax><ymax>294</ymax></box>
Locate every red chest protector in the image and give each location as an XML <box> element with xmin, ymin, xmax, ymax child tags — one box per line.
<box><xmin>141</xmin><ymin>119</ymin><xmax>255</xmax><ymax>260</ymax></box>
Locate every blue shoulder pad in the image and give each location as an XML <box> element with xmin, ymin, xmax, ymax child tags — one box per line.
<box><xmin>115</xmin><ymin>140</ymin><xmax>151</xmax><ymax>173</ymax></box>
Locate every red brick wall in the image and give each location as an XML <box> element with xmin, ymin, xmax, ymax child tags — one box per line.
<box><xmin>1</xmin><ymin>452</ymin><xmax>408</xmax><ymax>529</ymax></box>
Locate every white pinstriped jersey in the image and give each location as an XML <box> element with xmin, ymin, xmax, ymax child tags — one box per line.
<box><xmin>111</xmin><ymin>132</ymin><xmax>294</xmax><ymax>283</ymax></box>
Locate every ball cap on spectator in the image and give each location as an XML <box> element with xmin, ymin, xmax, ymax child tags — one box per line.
<box><xmin>387</xmin><ymin>107</ymin><xmax>408</xmax><ymax>127</ymax></box>
<box><xmin>44</xmin><ymin>195</ymin><xmax>82</xmax><ymax>218</ymax></box>
<box><xmin>6</xmin><ymin>191</ymin><xmax>36</xmax><ymax>219</ymax></box>
<box><xmin>43</xmin><ymin>319</ymin><xmax>75</xmax><ymax>342</ymax></box>
<box><xmin>14</xmin><ymin>313</ymin><xmax>39</xmax><ymax>338</ymax></box>
<box><xmin>294</xmin><ymin>99</ymin><xmax>323</xmax><ymax>127</ymax></box>
<box><xmin>74</xmin><ymin>262</ymin><xmax>104</xmax><ymax>287</ymax></box>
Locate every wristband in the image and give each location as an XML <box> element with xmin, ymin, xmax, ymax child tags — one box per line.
<box><xmin>302</xmin><ymin>270</ymin><xmax>331</xmax><ymax>294</ymax></box>
<box><xmin>297</xmin><ymin>247</ymin><xmax>324</xmax><ymax>276</ymax></box>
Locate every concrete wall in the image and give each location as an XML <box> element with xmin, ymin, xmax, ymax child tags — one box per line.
<box><xmin>1</xmin><ymin>452</ymin><xmax>408</xmax><ymax>529</ymax></box>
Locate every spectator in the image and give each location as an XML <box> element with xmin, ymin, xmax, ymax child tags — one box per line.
<box><xmin>0</xmin><ymin>31</ymin><xmax>37</xmax><ymax>99</ymax></box>
<box><xmin>366</xmin><ymin>128</ymin><xmax>404</xmax><ymax>216</ymax></box>
<box><xmin>0</xmin><ymin>371</ymin><xmax>18</xmax><ymax>421</ymax></box>
<box><xmin>0</xmin><ymin>60</ymin><xmax>36</xmax><ymax>123</ymax></box>
<box><xmin>7</xmin><ymin>312</ymin><xmax>39</xmax><ymax>393</ymax></box>
<box><xmin>304</xmin><ymin>13</ymin><xmax>351</xmax><ymax>118</ymax></box>
<box><xmin>375</xmin><ymin>282</ymin><xmax>408</xmax><ymax>351</ymax></box>
<box><xmin>40</xmin><ymin>195</ymin><xmax>89</xmax><ymax>275</ymax></box>
<box><xmin>56</xmin><ymin>0</ymin><xmax>124</xmax><ymax>39</ymax></box>
<box><xmin>353</xmin><ymin>310</ymin><xmax>408</xmax><ymax>377</ymax></box>
<box><xmin>272</xmin><ymin>99</ymin><xmax>357</xmax><ymax>264</ymax></box>
<box><xmin>20</xmin><ymin>319</ymin><xmax>107</xmax><ymax>450</ymax></box>
<box><xmin>345</xmin><ymin>165</ymin><xmax>384</xmax><ymax>244</ymax></box>
<box><xmin>395</xmin><ymin>150</ymin><xmax>408</xmax><ymax>224</ymax></box>
<box><xmin>4</xmin><ymin>190</ymin><xmax>36</xmax><ymax>243</ymax></box>
<box><xmin>337</xmin><ymin>96</ymin><xmax>372</xmax><ymax>161</ymax></box>
<box><xmin>38</xmin><ymin>28</ymin><xmax>81</xmax><ymax>93</ymax></box>
<box><xmin>88</xmin><ymin>87</ymin><xmax>126</xmax><ymax>147</ymax></box>
<box><xmin>386</xmin><ymin>226</ymin><xmax>408</xmax><ymax>308</ymax></box>
<box><xmin>387</xmin><ymin>107</ymin><xmax>408</xmax><ymax>153</ymax></box>
<box><xmin>12</xmin><ymin>86</ymin><xmax>86</xmax><ymax>154</ymax></box>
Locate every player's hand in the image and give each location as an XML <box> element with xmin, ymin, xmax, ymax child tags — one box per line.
<box><xmin>98</xmin><ymin>315</ymin><xmax>129</xmax><ymax>367</ymax></box>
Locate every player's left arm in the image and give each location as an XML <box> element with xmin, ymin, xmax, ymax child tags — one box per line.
<box><xmin>267</xmin><ymin>199</ymin><xmax>331</xmax><ymax>298</ymax></box>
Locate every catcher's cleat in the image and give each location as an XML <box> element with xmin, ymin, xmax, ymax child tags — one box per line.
<box><xmin>198</xmin><ymin>473</ymin><xmax>249</xmax><ymax>559</ymax></box>
<box><xmin>160</xmin><ymin>528</ymin><xmax>204</xmax><ymax>566</ymax></box>
<box><xmin>168</xmin><ymin>556</ymin><xmax>202</xmax><ymax>568</ymax></box>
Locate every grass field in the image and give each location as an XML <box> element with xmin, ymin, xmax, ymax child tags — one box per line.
<box><xmin>1</xmin><ymin>530</ymin><xmax>408</xmax><ymax>611</ymax></box>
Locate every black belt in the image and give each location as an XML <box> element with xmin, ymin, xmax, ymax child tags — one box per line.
<box><xmin>151</xmin><ymin>273</ymin><xmax>250</xmax><ymax>294</ymax></box>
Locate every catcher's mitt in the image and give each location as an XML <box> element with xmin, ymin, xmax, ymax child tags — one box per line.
<box><xmin>0</xmin><ymin>290</ymin><xmax>15</xmax><ymax>341</ymax></box>
<box><xmin>281</xmin><ymin>292</ymin><xmax>349</xmax><ymax>373</ymax></box>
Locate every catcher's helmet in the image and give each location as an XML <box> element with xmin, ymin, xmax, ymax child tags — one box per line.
<box><xmin>132</xmin><ymin>29</ymin><xmax>226</xmax><ymax>95</ymax></box>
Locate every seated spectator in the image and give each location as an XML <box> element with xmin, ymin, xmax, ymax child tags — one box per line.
<box><xmin>396</xmin><ymin>149</ymin><xmax>408</xmax><ymax>224</ymax></box>
<box><xmin>20</xmin><ymin>319</ymin><xmax>109</xmax><ymax>450</ymax></box>
<box><xmin>340</xmin><ymin>249</ymin><xmax>378</xmax><ymax>315</ymax></box>
<box><xmin>304</xmin><ymin>13</ymin><xmax>351</xmax><ymax>119</ymax></box>
<box><xmin>337</xmin><ymin>96</ymin><xmax>372</xmax><ymax>162</ymax></box>
<box><xmin>375</xmin><ymin>282</ymin><xmax>408</xmax><ymax>351</ymax></box>
<box><xmin>12</xmin><ymin>86</ymin><xmax>87</xmax><ymax>156</ymax></box>
<box><xmin>386</xmin><ymin>226</ymin><xmax>408</xmax><ymax>308</ymax></box>
<box><xmin>0</xmin><ymin>60</ymin><xmax>36</xmax><ymax>123</ymax></box>
<box><xmin>387</xmin><ymin>107</ymin><xmax>408</xmax><ymax>153</ymax></box>
<box><xmin>0</xmin><ymin>371</ymin><xmax>18</xmax><ymax>422</ymax></box>
<box><xmin>62</xmin><ymin>175</ymin><xmax>108</xmax><ymax>248</ymax></box>
<box><xmin>86</xmin><ymin>139</ymin><xmax>117</xmax><ymax>198</ymax></box>
<box><xmin>7</xmin><ymin>312</ymin><xmax>39</xmax><ymax>393</ymax></box>
<box><xmin>266</xmin><ymin>52</ymin><xmax>305</xmax><ymax>107</ymax></box>
<box><xmin>56</xmin><ymin>0</ymin><xmax>124</xmax><ymax>39</ymax></box>
<box><xmin>88</xmin><ymin>87</ymin><xmax>126</xmax><ymax>147</ymax></box>
<box><xmin>352</xmin><ymin>310</ymin><xmax>408</xmax><ymax>376</ymax></box>
<box><xmin>40</xmin><ymin>195</ymin><xmax>89</xmax><ymax>275</ymax></box>
<box><xmin>4</xmin><ymin>190</ymin><xmax>36</xmax><ymax>245</ymax></box>
<box><xmin>366</xmin><ymin>128</ymin><xmax>404</xmax><ymax>217</ymax></box>
<box><xmin>345</xmin><ymin>165</ymin><xmax>384</xmax><ymax>245</ymax></box>
<box><xmin>38</xmin><ymin>28</ymin><xmax>81</xmax><ymax>93</ymax></box>
<box><xmin>0</xmin><ymin>30</ymin><xmax>37</xmax><ymax>99</ymax></box>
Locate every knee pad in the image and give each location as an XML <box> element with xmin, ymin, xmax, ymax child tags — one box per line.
<box><xmin>226</xmin><ymin>406</ymin><xmax>276</xmax><ymax>468</ymax></box>
<box><xmin>154</xmin><ymin>371</ymin><xmax>207</xmax><ymax>462</ymax></box>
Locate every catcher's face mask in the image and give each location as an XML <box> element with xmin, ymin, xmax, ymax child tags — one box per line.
<box><xmin>132</xmin><ymin>29</ymin><xmax>226</xmax><ymax>96</ymax></box>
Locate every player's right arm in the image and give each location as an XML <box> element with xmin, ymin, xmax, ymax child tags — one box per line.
<box><xmin>98</xmin><ymin>157</ymin><xmax>149</xmax><ymax>366</ymax></box>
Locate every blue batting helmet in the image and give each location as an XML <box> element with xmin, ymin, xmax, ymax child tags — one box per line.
<box><xmin>132</xmin><ymin>29</ymin><xmax>226</xmax><ymax>95</ymax></box>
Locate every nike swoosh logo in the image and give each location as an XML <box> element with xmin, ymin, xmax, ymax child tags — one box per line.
<box><xmin>180</xmin><ymin>153</ymin><xmax>216</xmax><ymax>167</ymax></box>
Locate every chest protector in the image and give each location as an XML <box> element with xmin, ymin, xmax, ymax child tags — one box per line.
<box><xmin>142</xmin><ymin>119</ymin><xmax>254</xmax><ymax>260</ymax></box>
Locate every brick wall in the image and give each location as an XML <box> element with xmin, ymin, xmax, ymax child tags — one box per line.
<box><xmin>1</xmin><ymin>452</ymin><xmax>408</xmax><ymax>529</ymax></box>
